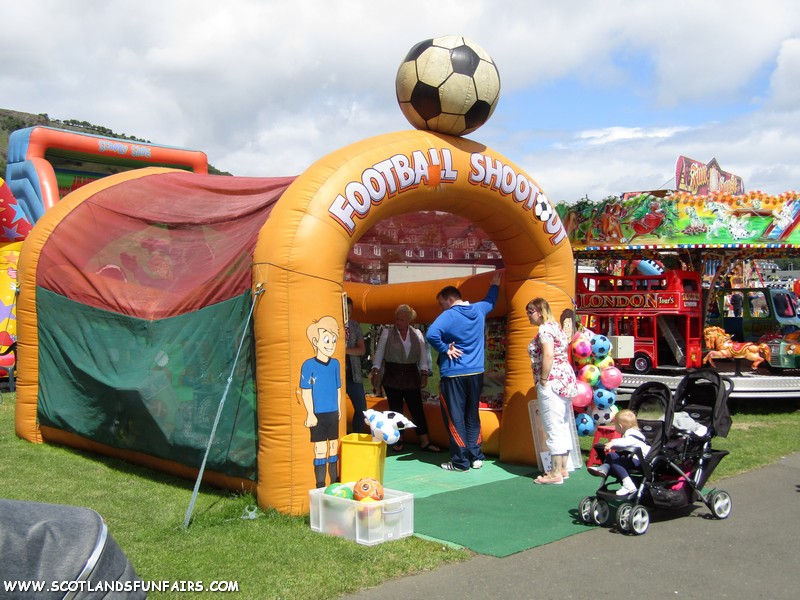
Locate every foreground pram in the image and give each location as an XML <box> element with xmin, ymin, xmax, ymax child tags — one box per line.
<box><xmin>578</xmin><ymin>369</ymin><xmax>734</xmax><ymax>535</ymax></box>
<box><xmin>0</xmin><ymin>498</ymin><xmax>145</xmax><ymax>599</ymax></box>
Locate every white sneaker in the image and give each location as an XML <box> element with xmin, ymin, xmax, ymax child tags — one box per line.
<box><xmin>471</xmin><ymin>459</ymin><xmax>483</xmax><ymax>469</ymax></box>
<box><xmin>616</xmin><ymin>477</ymin><xmax>637</xmax><ymax>496</ymax></box>
<box><xmin>588</xmin><ymin>464</ymin><xmax>609</xmax><ymax>478</ymax></box>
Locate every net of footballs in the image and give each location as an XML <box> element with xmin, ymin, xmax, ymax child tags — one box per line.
<box><xmin>571</xmin><ymin>333</ymin><xmax>623</xmax><ymax>436</ymax></box>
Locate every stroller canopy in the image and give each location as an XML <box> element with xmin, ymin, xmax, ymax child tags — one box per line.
<box><xmin>627</xmin><ymin>380</ymin><xmax>674</xmax><ymax>458</ymax></box>
<box><xmin>673</xmin><ymin>369</ymin><xmax>733</xmax><ymax>438</ymax></box>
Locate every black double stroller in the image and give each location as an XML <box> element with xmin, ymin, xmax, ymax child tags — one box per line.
<box><xmin>578</xmin><ymin>369</ymin><xmax>734</xmax><ymax>535</ymax></box>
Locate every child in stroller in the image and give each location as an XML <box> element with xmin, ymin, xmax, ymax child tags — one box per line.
<box><xmin>587</xmin><ymin>409</ymin><xmax>651</xmax><ymax>496</ymax></box>
<box><xmin>578</xmin><ymin>370</ymin><xmax>734</xmax><ymax>535</ymax></box>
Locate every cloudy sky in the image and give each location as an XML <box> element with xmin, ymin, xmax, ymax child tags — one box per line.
<box><xmin>3</xmin><ymin>0</ymin><xmax>799</xmax><ymax>203</ymax></box>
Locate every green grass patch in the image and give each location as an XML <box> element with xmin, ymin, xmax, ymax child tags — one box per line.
<box><xmin>0</xmin><ymin>394</ymin><xmax>467</xmax><ymax>600</ymax></box>
<box><xmin>1</xmin><ymin>392</ymin><xmax>798</xmax><ymax>599</ymax></box>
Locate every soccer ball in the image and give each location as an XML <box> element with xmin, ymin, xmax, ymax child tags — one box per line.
<box><xmin>591</xmin><ymin>403</ymin><xmax>619</xmax><ymax>426</ymax></box>
<box><xmin>590</xmin><ymin>335</ymin><xmax>612</xmax><ymax>358</ymax></box>
<box><xmin>324</xmin><ymin>482</ymin><xmax>354</xmax><ymax>500</ymax></box>
<box><xmin>395</xmin><ymin>35</ymin><xmax>501</xmax><ymax>136</ymax></box>
<box><xmin>363</xmin><ymin>409</ymin><xmax>416</xmax><ymax>446</ymax></box>
<box><xmin>591</xmin><ymin>403</ymin><xmax>613</xmax><ymax>426</ymax></box>
<box><xmin>384</xmin><ymin>411</ymin><xmax>415</xmax><ymax>431</ymax></box>
<box><xmin>573</xmin><ymin>354</ymin><xmax>592</xmax><ymax>368</ymax></box>
<box><xmin>577</xmin><ymin>364</ymin><xmax>601</xmax><ymax>387</ymax></box>
<box><xmin>571</xmin><ymin>338</ymin><xmax>592</xmax><ymax>359</ymax></box>
<box><xmin>364</xmin><ymin>410</ymin><xmax>400</xmax><ymax>445</ymax></box>
<box><xmin>575</xmin><ymin>412</ymin><xmax>596</xmax><ymax>436</ymax></box>
<box><xmin>533</xmin><ymin>195</ymin><xmax>554</xmax><ymax>222</ymax></box>
<box><xmin>593</xmin><ymin>387</ymin><xmax>617</xmax><ymax>410</ymax></box>
<box><xmin>594</xmin><ymin>355</ymin><xmax>615</xmax><ymax>370</ymax></box>
<box><xmin>353</xmin><ymin>477</ymin><xmax>384</xmax><ymax>501</ymax></box>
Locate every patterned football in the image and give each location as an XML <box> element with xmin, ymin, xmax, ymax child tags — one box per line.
<box><xmin>533</xmin><ymin>194</ymin><xmax>554</xmax><ymax>222</ymax></box>
<box><xmin>590</xmin><ymin>335</ymin><xmax>612</xmax><ymax>358</ymax></box>
<box><xmin>591</xmin><ymin>403</ymin><xmax>619</xmax><ymax>426</ymax></box>
<box><xmin>593</xmin><ymin>387</ymin><xmax>617</xmax><ymax>410</ymax></box>
<box><xmin>363</xmin><ymin>409</ymin><xmax>416</xmax><ymax>445</ymax></box>
<box><xmin>396</xmin><ymin>35</ymin><xmax>501</xmax><ymax>136</ymax></box>
<box><xmin>353</xmin><ymin>477</ymin><xmax>385</xmax><ymax>501</ymax></box>
<box><xmin>575</xmin><ymin>412</ymin><xmax>596</xmax><ymax>436</ymax></box>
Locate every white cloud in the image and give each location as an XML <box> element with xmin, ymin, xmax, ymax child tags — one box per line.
<box><xmin>3</xmin><ymin>0</ymin><xmax>800</xmax><ymax>200</ymax></box>
<box><xmin>574</xmin><ymin>126</ymin><xmax>691</xmax><ymax>147</ymax></box>
<box><xmin>768</xmin><ymin>38</ymin><xmax>800</xmax><ymax>109</ymax></box>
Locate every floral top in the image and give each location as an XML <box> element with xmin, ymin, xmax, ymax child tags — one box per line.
<box><xmin>528</xmin><ymin>320</ymin><xmax>578</xmax><ymax>398</ymax></box>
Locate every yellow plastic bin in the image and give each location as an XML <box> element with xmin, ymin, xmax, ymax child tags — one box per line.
<box><xmin>340</xmin><ymin>433</ymin><xmax>387</xmax><ymax>484</ymax></box>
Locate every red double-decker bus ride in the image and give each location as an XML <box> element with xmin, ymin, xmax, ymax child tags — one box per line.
<box><xmin>576</xmin><ymin>269</ymin><xmax>704</xmax><ymax>375</ymax></box>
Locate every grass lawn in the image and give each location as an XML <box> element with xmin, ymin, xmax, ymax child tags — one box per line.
<box><xmin>1</xmin><ymin>392</ymin><xmax>798</xmax><ymax>599</ymax></box>
<box><xmin>0</xmin><ymin>393</ymin><xmax>467</xmax><ymax>600</ymax></box>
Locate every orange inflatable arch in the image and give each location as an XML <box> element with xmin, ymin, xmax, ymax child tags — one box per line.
<box><xmin>254</xmin><ymin>130</ymin><xmax>574</xmax><ymax>513</ymax></box>
<box><xmin>16</xmin><ymin>130</ymin><xmax>574</xmax><ymax>515</ymax></box>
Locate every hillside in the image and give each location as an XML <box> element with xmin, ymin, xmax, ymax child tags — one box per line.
<box><xmin>0</xmin><ymin>108</ymin><xmax>230</xmax><ymax>175</ymax></box>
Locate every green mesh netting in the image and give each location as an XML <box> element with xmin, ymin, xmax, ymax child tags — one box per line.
<box><xmin>36</xmin><ymin>287</ymin><xmax>257</xmax><ymax>480</ymax></box>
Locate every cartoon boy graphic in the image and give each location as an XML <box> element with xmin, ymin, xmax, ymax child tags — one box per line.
<box><xmin>299</xmin><ymin>315</ymin><xmax>342</xmax><ymax>488</ymax></box>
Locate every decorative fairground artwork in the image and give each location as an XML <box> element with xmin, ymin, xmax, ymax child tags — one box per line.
<box><xmin>559</xmin><ymin>190</ymin><xmax>800</xmax><ymax>250</ymax></box>
<box><xmin>298</xmin><ymin>316</ymin><xmax>342</xmax><ymax>489</ymax></box>
<box><xmin>674</xmin><ymin>156</ymin><xmax>744</xmax><ymax>197</ymax></box>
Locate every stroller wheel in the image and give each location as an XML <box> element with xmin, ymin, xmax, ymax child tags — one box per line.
<box><xmin>616</xmin><ymin>502</ymin><xmax>634</xmax><ymax>532</ymax></box>
<box><xmin>629</xmin><ymin>505</ymin><xmax>650</xmax><ymax>535</ymax></box>
<box><xmin>591</xmin><ymin>499</ymin><xmax>611</xmax><ymax>526</ymax></box>
<box><xmin>707</xmin><ymin>490</ymin><xmax>732</xmax><ymax>519</ymax></box>
<box><xmin>578</xmin><ymin>496</ymin><xmax>595</xmax><ymax>524</ymax></box>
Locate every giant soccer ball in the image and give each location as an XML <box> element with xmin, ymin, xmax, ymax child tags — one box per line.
<box><xmin>395</xmin><ymin>35</ymin><xmax>501</xmax><ymax>136</ymax></box>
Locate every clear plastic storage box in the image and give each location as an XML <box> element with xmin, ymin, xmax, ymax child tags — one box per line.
<box><xmin>309</xmin><ymin>487</ymin><xmax>414</xmax><ymax>546</ymax></box>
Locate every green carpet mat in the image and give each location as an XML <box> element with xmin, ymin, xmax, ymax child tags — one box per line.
<box><xmin>384</xmin><ymin>450</ymin><xmax>534</xmax><ymax>498</ymax></box>
<box><xmin>383</xmin><ymin>449</ymin><xmax>599</xmax><ymax>557</ymax></box>
<box><xmin>414</xmin><ymin>474</ymin><xmax>599</xmax><ymax>556</ymax></box>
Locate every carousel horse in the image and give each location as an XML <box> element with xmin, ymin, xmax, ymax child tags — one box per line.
<box><xmin>703</xmin><ymin>326</ymin><xmax>771</xmax><ymax>370</ymax></box>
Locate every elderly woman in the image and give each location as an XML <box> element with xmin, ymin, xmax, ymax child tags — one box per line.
<box><xmin>527</xmin><ymin>297</ymin><xmax>578</xmax><ymax>485</ymax></box>
<box><xmin>370</xmin><ymin>304</ymin><xmax>440</xmax><ymax>453</ymax></box>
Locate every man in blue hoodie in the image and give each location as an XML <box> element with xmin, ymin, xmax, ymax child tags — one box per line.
<box><xmin>426</xmin><ymin>271</ymin><xmax>502</xmax><ymax>472</ymax></box>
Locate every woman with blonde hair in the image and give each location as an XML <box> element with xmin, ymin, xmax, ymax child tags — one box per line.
<box><xmin>370</xmin><ymin>304</ymin><xmax>440</xmax><ymax>453</ymax></box>
<box><xmin>527</xmin><ymin>297</ymin><xmax>578</xmax><ymax>484</ymax></box>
